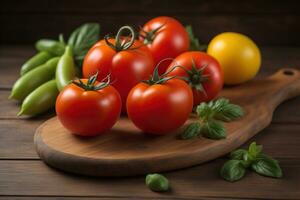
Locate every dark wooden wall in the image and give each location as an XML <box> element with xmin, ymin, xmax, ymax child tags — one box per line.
<box><xmin>1</xmin><ymin>0</ymin><xmax>300</xmax><ymax>46</ymax></box>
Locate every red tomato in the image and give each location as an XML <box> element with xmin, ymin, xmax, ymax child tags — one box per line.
<box><xmin>83</xmin><ymin>26</ymin><xmax>154</xmax><ymax>112</ymax></box>
<box><xmin>56</xmin><ymin>76</ymin><xmax>121</xmax><ymax>136</ymax></box>
<box><xmin>167</xmin><ymin>51</ymin><xmax>223</xmax><ymax>106</ymax></box>
<box><xmin>127</xmin><ymin>78</ymin><xmax>193</xmax><ymax>135</ymax></box>
<box><xmin>140</xmin><ymin>16</ymin><xmax>189</xmax><ymax>75</ymax></box>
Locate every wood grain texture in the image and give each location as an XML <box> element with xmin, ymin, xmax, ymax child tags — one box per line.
<box><xmin>0</xmin><ymin>160</ymin><xmax>299</xmax><ymax>199</ymax></box>
<box><xmin>0</xmin><ymin>198</ymin><xmax>237</xmax><ymax>200</ymax></box>
<box><xmin>2</xmin><ymin>119</ymin><xmax>300</xmax><ymax>160</ymax></box>
<box><xmin>34</xmin><ymin>69</ymin><xmax>300</xmax><ymax>176</ymax></box>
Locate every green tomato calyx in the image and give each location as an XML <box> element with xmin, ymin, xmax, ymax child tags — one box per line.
<box><xmin>140</xmin><ymin>23</ymin><xmax>165</xmax><ymax>44</ymax></box>
<box><xmin>105</xmin><ymin>26</ymin><xmax>136</xmax><ymax>52</ymax></box>
<box><xmin>143</xmin><ymin>58</ymin><xmax>178</xmax><ymax>85</ymax></box>
<box><xmin>178</xmin><ymin>60</ymin><xmax>209</xmax><ymax>95</ymax></box>
<box><xmin>72</xmin><ymin>71</ymin><xmax>111</xmax><ymax>91</ymax></box>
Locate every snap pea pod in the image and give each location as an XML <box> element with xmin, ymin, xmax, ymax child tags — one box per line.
<box><xmin>10</xmin><ymin>57</ymin><xmax>60</xmax><ymax>101</ymax></box>
<box><xmin>56</xmin><ymin>46</ymin><xmax>76</xmax><ymax>91</ymax></box>
<box><xmin>18</xmin><ymin>80</ymin><xmax>59</xmax><ymax>116</ymax></box>
<box><xmin>35</xmin><ymin>39</ymin><xmax>65</xmax><ymax>56</ymax></box>
<box><xmin>20</xmin><ymin>51</ymin><xmax>53</xmax><ymax>76</ymax></box>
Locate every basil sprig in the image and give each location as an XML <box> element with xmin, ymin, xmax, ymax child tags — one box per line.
<box><xmin>221</xmin><ymin>142</ymin><xmax>283</xmax><ymax>182</ymax></box>
<box><xmin>68</xmin><ymin>23</ymin><xmax>100</xmax><ymax>66</ymax></box>
<box><xmin>185</xmin><ymin>25</ymin><xmax>207</xmax><ymax>51</ymax></box>
<box><xmin>181</xmin><ymin>98</ymin><xmax>244</xmax><ymax>140</ymax></box>
<box><xmin>35</xmin><ymin>23</ymin><xmax>100</xmax><ymax>68</ymax></box>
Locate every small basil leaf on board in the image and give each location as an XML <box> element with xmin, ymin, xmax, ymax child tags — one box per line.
<box><xmin>230</xmin><ymin>149</ymin><xmax>248</xmax><ymax>160</ymax></box>
<box><xmin>251</xmin><ymin>154</ymin><xmax>283</xmax><ymax>178</ymax></box>
<box><xmin>212</xmin><ymin>98</ymin><xmax>244</xmax><ymax>122</ymax></box>
<box><xmin>196</xmin><ymin>102</ymin><xmax>211</xmax><ymax>119</ymax></box>
<box><xmin>201</xmin><ymin>120</ymin><xmax>226</xmax><ymax>139</ymax></box>
<box><xmin>220</xmin><ymin>160</ymin><xmax>246</xmax><ymax>182</ymax></box>
<box><xmin>181</xmin><ymin>122</ymin><xmax>201</xmax><ymax>139</ymax></box>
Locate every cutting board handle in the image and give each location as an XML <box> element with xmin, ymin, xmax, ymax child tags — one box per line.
<box><xmin>267</xmin><ymin>68</ymin><xmax>300</xmax><ymax>110</ymax></box>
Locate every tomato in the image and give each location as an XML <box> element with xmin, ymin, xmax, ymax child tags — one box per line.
<box><xmin>56</xmin><ymin>74</ymin><xmax>121</xmax><ymax>136</ymax></box>
<box><xmin>140</xmin><ymin>16</ymin><xmax>189</xmax><ymax>75</ymax></box>
<box><xmin>207</xmin><ymin>32</ymin><xmax>261</xmax><ymax>85</ymax></box>
<box><xmin>167</xmin><ymin>51</ymin><xmax>223</xmax><ymax>106</ymax></box>
<box><xmin>83</xmin><ymin>26</ymin><xmax>154</xmax><ymax>112</ymax></box>
<box><xmin>126</xmin><ymin>68</ymin><xmax>193</xmax><ymax>135</ymax></box>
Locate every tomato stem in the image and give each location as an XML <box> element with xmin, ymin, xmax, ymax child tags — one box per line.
<box><xmin>176</xmin><ymin>59</ymin><xmax>209</xmax><ymax>96</ymax></box>
<box><xmin>72</xmin><ymin>71</ymin><xmax>111</xmax><ymax>91</ymax></box>
<box><xmin>143</xmin><ymin>58</ymin><xmax>178</xmax><ymax>85</ymax></box>
<box><xmin>105</xmin><ymin>26</ymin><xmax>136</xmax><ymax>52</ymax></box>
<box><xmin>140</xmin><ymin>23</ymin><xmax>165</xmax><ymax>44</ymax></box>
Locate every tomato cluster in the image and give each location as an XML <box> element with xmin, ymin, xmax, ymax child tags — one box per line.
<box><xmin>56</xmin><ymin>16</ymin><xmax>224</xmax><ymax>136</ymax></box>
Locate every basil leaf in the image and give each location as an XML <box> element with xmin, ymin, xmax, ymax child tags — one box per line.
<box><xmin>68</xmin><ymin>23</ymin><xmax>100</xmax><ymax>67</ymax></box>
<box><xmin>220</xmin><ymin>160</ymin><xmax>246</xmax><ymax>182</ymax></box>
<box><xmin>146</xmin><ymin>173</ymin><xmax>169</xmax><ymax>192</ymax></box>
<box><xmin>230</xmin><ymin>149</ymin><xmax>248</xmax><ymax>160</ymax></box>
<box><xmin>185</xmin><ymin>25</ymin><xmax>207</xmax><ymax>51</ymax></box>
<box><xmin>181</xmin><ymin>122</ymin><xmax>201</xmax><ymax>139</ymax></box>
<box><xmin>248</xmin><ymin>142</ymin><xmax>263</xmax><ymax>158</ymax></box>
<box><xmin>251</xmin><ymin>154</ymin><xmax>283</xmax><ymax>178</ymax></box>
<box><xmin>213</xmin><ymin>98</ymin><xmax>244</xmax><ymax>122</ymax></box>
<box><xmin>196</xmin><ymin>102</ymin><xmax>210</xmax><ymax>119</ymax></box>
<box><xmin>201</xmin><ymin>120</ymin><xmax>226</xmax><ymax>139</ymax></box>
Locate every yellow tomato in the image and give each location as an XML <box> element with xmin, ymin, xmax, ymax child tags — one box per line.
<box><xmin>207</xmin><ymin>32</ymin><xmax>261</xmax><ymax>85</ymax></box>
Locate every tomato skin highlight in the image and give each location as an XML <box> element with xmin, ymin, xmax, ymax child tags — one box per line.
<box><xmin>126</xmin><ymin>79</ymin><xmax>193</xmax><ymax>135</ymax></box>
<box><xmin>56</xmin><ymin>79</ymin><xmax>121</xmax><ymax>136</ymax></box>
<box><xmin>82</xmin><ymin>38</ymin><xmax>154</xmax><ymax>112</ymax></box>
<box><xmin>167</xmin><ymin>51</ymin><xmax>224</xmax><ymax>106</ymax></box>
<box><xmin>140</xmin><ymin>16</ymin><xmax>189</xmax><ymax>75</ymax></box>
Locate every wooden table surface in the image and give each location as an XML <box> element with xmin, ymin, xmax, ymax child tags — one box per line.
<box><xmin>0</xmin><ymin>45</ymin><xmax>300</xmax><ymax>200</ymax></box>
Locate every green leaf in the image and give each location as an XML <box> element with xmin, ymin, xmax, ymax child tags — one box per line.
<box><xmin>212</xmin><ymin>98</ymin><xmax>244</xmax><ymax>122</ymax></box>
<box><xmin>68</xmin><ymin>23</ymin><xmax>100</xmax><ymax>67</ymax></box>
<box><xmin>220</xmin><ymin>160</ymin><xmax>246</xmax><ymax>182</ymax></box>
<box><xmin>145</xmin><ymin>173</ymin><xmax>169</xmax><ymax>192</ymax></box>
<box><xmin>248</xmin><ymin>142</ymin><xmax>263</xmax><ymax>158</ymax></box>
<box><xmin>181</xmin><ymin>122</ymin><xmax>201</xmax><ymax>139</ymax></box>
<box><xmin>185</xmin><ymin>25</ymin><xmax>207</xmax><ymax>51</ymax></box>
<box><xmin>201</xmin><ymin>120</ymin><xmax>226</xmax><ymax>139</ymax></box>
<box><xmin>230</xmin><ymin>149</ymin><xmax>248</xmax><ymax>160</ymax></box>
<box><xmin>196</xmin><ymin>102</ymin><xmax>212</xmax><ymax>119</ymax></box>
<box><xmin>251</xmin><ymin>154</ymin><xmax>283</xmax><ymax>178</ymax></box>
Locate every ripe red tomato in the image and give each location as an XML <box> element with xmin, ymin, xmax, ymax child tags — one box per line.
<box><xmin>83</xmin><ymin>26</ymin><xmax>154</xmax><ymax>112</ymax></box>
<box><xmin>167</xmin><ymin>51</ymin><xmax>223</xmax><ymax>106</ymax></box>
<box><xmin>127</xmin><ymin>77</ymin><xmax>193</xmax><ymax>135</ymax></box>
<box><xmin>140</xmin><ymin>16</ymin><xmax>189</xmax><ymax>75</ymax></box>
<box><xmin>56</xmin><ymin>75</ymin><xmax>121</xmax><ymax>136</ymax></box>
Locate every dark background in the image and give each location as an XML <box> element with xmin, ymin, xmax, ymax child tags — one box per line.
<box><xmin>1</xmin><ymin>0</ymin><xmax>300</xmax><ymax>46</ymax></box>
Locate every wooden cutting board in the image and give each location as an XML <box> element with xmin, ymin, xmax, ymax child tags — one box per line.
<box><xmin>34</xmin><ymin>68</ymin><xmax>300</xmax><ymax>177</ymax></box>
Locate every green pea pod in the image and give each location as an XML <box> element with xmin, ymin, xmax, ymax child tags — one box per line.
<box><xmin>18</xmin><ymin>80</ymin><xmax>59</xmax><ymax>116</ymax></box>
<box><xmin>35</xmin><ymin>39</ymin><xmax>65</xmax><ymax>56</ymax></box>
<box><xmin>56</xmin><ymin>46</ymin><xmax>76</xmax><ymax>91</ymax></box>
<box><xmin>10</xmin><ymin>57</ymin><xmax>60</xmax><ymax>101</ymax></box>
<box><xmin>21</xmin><ymin>51</ymin><xmax>53</xmax><ymax>76</ymax></box>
